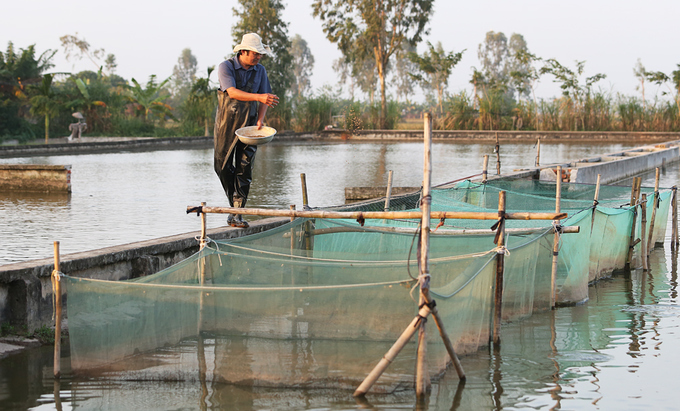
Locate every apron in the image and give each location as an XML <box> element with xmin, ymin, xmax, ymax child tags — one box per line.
<box><xmin>213</xmin><ymin>59</ymin><xmax>258</xmax><ymax>207</ymax></box>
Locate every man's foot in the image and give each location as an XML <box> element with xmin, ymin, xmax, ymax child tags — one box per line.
<box><xmin>227</xmin><ymin>214</ymin><xmax>234</xmax><ymax>225</ymax></box>
<box><xmin>229</xmin><ymin>215</ymin><xmax>249</xmax><ymax>228</ymax></box>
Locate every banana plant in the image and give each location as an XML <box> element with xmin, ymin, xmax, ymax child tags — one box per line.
<box><xmin>29</xmin><ymin>74</ymin><xmax>62</xmax><ymax>143</ymax></box>
<box><xmin>126</xmin><ymin>75</ymin><xmax>174</xmax><ymax>122</ymax></box>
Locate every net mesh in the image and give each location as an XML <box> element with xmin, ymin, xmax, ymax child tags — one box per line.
<box><xmin>64</xmin><ymin>177</ymin><xmax>673</xmax><ymax>391</ymax></box>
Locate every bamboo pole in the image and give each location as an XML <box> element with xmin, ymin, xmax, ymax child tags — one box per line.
<box><xmin>353</xmin><ymin>303</ymin><xmax>433</xmax><ymax>397</ymax></box>
<box><xmin>421</xmin><ymin>288</ymin><xmax>466</xmax><ymax>379</ymax></box>
<box><xmin>493</xmin><ymin>191</ymin><xmax>506</xmax><ymax>346</ymax></box>
<box><xmin>647</xmin><ymin>168</ymin><xmax>660</xmax><ymax>251</ymax></box>
<box><xmin>640</xmin><ymin>194</ymin><xmax>648</xmax><ymax>271</ymax></box>
<box><xmin>300</xmin><ymin>173</ymin><xmax>309</xmax><ymax>209</ymax></box>
<box><xmin>416</xmin><ymin>112</ymin><xmax>433</xmax><ymax>398</ymax></box>
<box><xmin>550</xmin><ymin>166</ymin><xmax>562</xmax><ymax>308</ymax></box>
<box><xmin>495</xmin><ymin>132</ymin><xmax>501</xmax><ymax>175</ymax></box>
<box><xmin>199</xmin><ymin>202</ymin><xmax>207</xmax><ymax>249</ymax></box>
<box><xmin>482</xmin><ymin>155</ymin><xmax>489</xmax><ymax>183</ymax></box>
<box><xmin>593</xmin><ymin>174</ymin><xmax>601</xmax><ymax>206</ymax></box>
<box><xmin>535</xmin><ymin>138</ymin><xmax>541</xmax><ymax>167</ymax></box>
<box><xmin>626</xmin><ymin>178</ymin><xmax>641</xmax><ymax>269</ymax></box>
<box><xmin>672</xmin><ymin>186</ymin><xmax>678</xmax><ymax>250</ymax></box>
<box><xmin>53</xmin><ymin>241</ymin><xmax>62</xmax><ymax>379</ymax></box>
<box><xmin>385</xmin><ymin>170</ymin><xmax>394</xmax><ymax>212</ymax></box>
<box><xmin>283</xmin><ymin>225</ymin><xmax>580</xmax><ymax>238</ymax></box>
<box><xmin>190</xmin><ymin>206</ymin><xmax>566</xmax><ymax>222</ymax></box>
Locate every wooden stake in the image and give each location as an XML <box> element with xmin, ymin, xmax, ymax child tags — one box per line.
<box><xmin>672</xmin><ymin>186</ymin><xmax>678</xmax><ymax>250</ymax></box>
<box><xmin>535</xmin><ymin>138</ymin><xmax>541</xmax><ymax>167</ymax></box>
<box><xmin>647</xmin><ymin>168</ymin><xmax>660</xmax><ymax>251</ymax></box>
<box><xmin>53</xmin><ymin>241</ymin><xmax>62</xmax><ymax>379</ymax></box>
<box><xmin>482</xmin><ymin>155</ymin><xmax>489</xmax><ymax>183</ymax></box>
<box><xmin>495</xmin><ymin>132</ymin><xmax>501</xmax><ymax>175</ymax></box>
<box><xmin>416</xmin><ymin>112</ymin><xmax>433</xmax><ymax>399</ymax></box>
<box><xmin>199</xmin><ymin>202</ymin><xmax>207</xmax><ymax>249</ymax></box>
<box><xmin>300</xmin><ymin>173</ymin><xmax>309</xmax><ymax>209</ymax></box>
<box><xmin>626</xmin><ymin>178</ymin><xmax>641</xmax><ymax>269</ymax></box>
<box><xmin>550</xmin><ymin>166</ymin><xmax>562</xmax><ymax>308</ymax></box>
<box><xmin>422</xmin><ymin>289</ymin><xmax>466</xmax><ymax>380</ymax></box>
<box><xmin>493</xmin><ymin>191</ymin><xmax>506</xmax><ymax>346</ymax></box>
<box><xmin>641</xmin><ymin>194</ymin><xmax>648</xmax><ymax>271</ymax></box>
<box><xmin>593</xmin><ymin>174</ymin><xmax>601</xmax><ymax>205</ymax></box>
<box><xmin>385</xmin><ymin>170</ymin><xmax>394</xmax><ymax>212</ymax></box>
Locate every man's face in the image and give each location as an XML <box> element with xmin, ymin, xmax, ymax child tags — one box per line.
<box><xmin>241</xmin><ymin>50</ymin><xmax>263</xmax><ymax>67</ymax></box>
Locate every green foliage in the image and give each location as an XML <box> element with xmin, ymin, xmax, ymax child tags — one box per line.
<box><xmin>408</xmin><ymin>41</ymin><xmax>465</xmax><ymax>114</ymax></box>
<box><xmin>31</xmin><ymin>325</ymin><xmax>55</xmax><ymax>344</ymax></box>
<box><xmin>126</xmin><ymin>75</ymin><xmax>174</xmax><ymax>122</ymax></box>
<box><xmin>292</xmin><ymin>93</ymin><xmax>334</xmax><ymax>132</ymax></box>
<box><xmin>181</xmin><ymin>67</ymin><xmax>217</xmax><ymax>136</ymax></box>
<box><xmin>1</xmin><ymin>322</ymin><xmax>16</xmax><ymax>336</ymax></box>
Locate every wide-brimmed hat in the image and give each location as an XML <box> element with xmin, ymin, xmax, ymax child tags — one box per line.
<box><xmin>233</xmin><ymin>33</ymin><xmax>272</xmax><ymax>56</ymax></box>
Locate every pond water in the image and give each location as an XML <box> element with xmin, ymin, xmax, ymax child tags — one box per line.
<box><xmin>1</xmin><ymin>140</ymin><xmax>679</xmax><ymax>410</ymax></box>
<box><xmin>0</xmin><ymin>140</ymin><xmax>636</xmax><ymax>265</ymax></box>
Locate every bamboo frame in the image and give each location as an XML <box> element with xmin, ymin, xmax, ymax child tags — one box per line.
<box><xmin>53</xmin><ymin>241</ymin><xmax>62</xmax><ymax>379</ymax></box>
<box><xmin>300</xmin><ymin>173</ymin><xmax>309</xmax><ymax>208</ymax></box>
<box><xmin>493</xmin><ymin>191</ymin><xmax>506</xmax><ymax>345</ymax></box>
<box><xmin>626</xmin><ymin>177</ymin><xmax>642</xmax><ymax>269</ymax></box>
<box><xmin>535</xmin><ymin>138</ymin><xmax>541</xmax><ymax>167</ymax></box>
<box><xmin>281</xmin><ymin>225</ymin><xmax>580</xmax><ymax>238</ymax></box>
<box><xmin>641</xmin><ymin>194</ymin><xmax>648</xmax><ymax>271</ymax></box>
<box><xmin>199</xmin><ymin>202</ymin><xmax>207</xmax><ymax>249</ymax></box>
<box><xmin>385</xmin><ymin>170</ymin><xmax>394</xmax><ymax>212</ymax></box>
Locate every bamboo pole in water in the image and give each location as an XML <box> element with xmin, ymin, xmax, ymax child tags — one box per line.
<box><xmin>416</xmin><ymin>112</ymin><xmax>433</xmax><ymax>398</ymax></box>
<box><xmin>647</xmin><ymin>168</ymin><xmax>660</xmax><ymax>251</ymax></box>
<box><xmin>353</xmin><ymin>304</ymin><xmax>433</xmax><ymax>397</ymax></box>
<box><xmin>300</xmin><ymin>173</ymin><xmax>309</xmax><ymax>209</ymax></box>
<box><xmin>384</xmin><ymin>170</ymin><xmax>394</xmax><ymax>212</ymax></box>
<box><xmin>53</xmin><ymin>241</ymin><xmax>62</xmax><ymax>379</ymax></box>
<box><xmin>482</xmin><ymin>155</ymin><xmax>489</xmax><ymax>183</ymax></box>
<box><xmin>493</xmin><ymin>191</ymin><xmax>506</xmax><ymax>346</ymax></box>
<box><xmin>641</xmin><ymin>194</ymin><xmax>648</xmax><ymax>271</ymax></box>
<box><xmin>672</xmin><ymin>186</ymin><xmax>678</xmax><ymax>250</ymax></box>
<box><xmin>626</xmin><ymin>178</ymin><xmax>642</xmax><ymax>269</ymax></box>
<box><xmin>190</xmin><ymin>206</ymin><xmax>566</xmax><ymax>222</ymax></box>
<box><xmin>199</xmin><ymin>202</ymin><xmax>207</xmax><ymax>249</ymax></box>
<box><xmin>495</xmin><ymin>132</ymin><xmax>501</xmax><ymax>175</ymax></box>
<box><xmin>535</xmin><ymin>138</ymin><xmax>541</xmax><ymax>167</ymax></box>
<box><xmin>550</xmin><ymin>166</ymin><xmax>562</xmax><ymax>308</ymax></box>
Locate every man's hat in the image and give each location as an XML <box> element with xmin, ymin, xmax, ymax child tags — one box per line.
<box><xmin>233</xmin><ymin>33</ymin><xmax>272</xmax><ymax>56</ymax></box>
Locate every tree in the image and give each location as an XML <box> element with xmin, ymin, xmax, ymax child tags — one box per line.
<box><xmin>232</xmin><ymin>0</ymin><xmax>294</xmax><ymax>98</ymax></box>
<box><xmin>104</xmin><ymin>54</ymin><xmax>118</xmax><ymax>75</ymax></box>
<box><xmin>633</xmin><ymin>58</ymin><xmax>648</xmax><ymax>110</ymax></box>
<box><xmin>289</xmin><ymin>34</ymin><xmax>315</xmax><ymax>101</ymax></box>
<box><xmin>60</xmin><ymin>33</ymin><xmax>106</xmax><ymax>70</ymax></box>
<box><xmin>408</xmin><ymin>41</ymin><xmax>464</xmax><ymax>114</ymax></box>
<box><xmin>478</xmin><ymin>31</ymin><xmax>509</xmax><ymax>87</ymax></box>
<box><xmin>540</xmin><ymin>59</ymin><xmax>606</xmax><ymax>130</ymax></box>
<box><xmin>29</xmin><ymin>74</ymin><xmax>62</xmax><ymax>143</ymax></box>
<box><xmin>183</xmin><ymin>67</ymin><xmax>217</xmax><ymax>136</ymax></box>
<box><xmin>506</xmin><ymin>34</ymin><xmax>532</xmax><ymax>100</ymax></box>
<box><xmin>646</xmin><ymin>64</ymin><xmax>680</xmax><ymax>118</ymax></box>
<box><xmin>126</xmin><ymin>75</ymin><xmax>174</xmax><ymax>121</ymax></box>
<box><xmin>0</xmin><ymin>42</ymin><xmax>56</xmax><ymax>137</ymax></box>
<box><xmin>172</xmin><ymin>48</ymin><xmax>198</xmax><ymax>100</ymax></box>
<box><xmin>313</xmin><ymin>0</ymin><xmax>434</xmax><ymax>129</ymax></box>
<box><xmin>391</xmin><ymin>43</ymin><xmax>417</xmax><ymax>104</ymax></box>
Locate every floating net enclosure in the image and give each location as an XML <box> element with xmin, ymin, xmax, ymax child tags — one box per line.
<box><xmin>64</xmin><ymin>178</ymin><xmax>673</xmax><ymax>391</ymax></box>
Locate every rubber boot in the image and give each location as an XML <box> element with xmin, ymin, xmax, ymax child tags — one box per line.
<box><xmin>230</xmin><ymin>197</ymin><xmax>249</xmax><ymax>228</ymax></box>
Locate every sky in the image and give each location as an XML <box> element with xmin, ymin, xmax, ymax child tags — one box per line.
<box><xmin>2</xmin><ymin>0</ymin><xmax>679</xmax><ymax>102</ymax></box>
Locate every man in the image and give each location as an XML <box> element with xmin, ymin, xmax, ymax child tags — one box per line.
<box><xmin>214</xmin><ymin>33</ymin><xmax>279</xmax><ymax>228</ymax></box>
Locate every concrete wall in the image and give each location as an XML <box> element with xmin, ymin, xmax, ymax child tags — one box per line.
<box><xmin>0</xmin><ymin>217</ymin><xmax>288</xmax><ymax>331</ymax></box>
<box><xmin>0</xmin><ymin>165</ymin><xmax>71</xmax><ymax>193</ymax></box>
<box><xmin>570</xmin><ymin>146</ymin><xmax>680</xmax><ymax>184</ymax></box>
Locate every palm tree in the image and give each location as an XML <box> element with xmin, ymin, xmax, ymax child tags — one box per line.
<box><xmin>127</xmin><ymin>75</ymin><xmax>174</xmax><ymax>122</ymax></box>
<box><xmin>29</xmin><ymin>74</ymin><xmax>61</xmax><ymax>143</ymax></box>
<box><xmin>184</xmin><ymin>67</ymin><xmax>216</xmax><ymax>136</ymax></box>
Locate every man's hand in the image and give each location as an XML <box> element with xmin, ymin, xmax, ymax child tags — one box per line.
<box><xmin>260</xmin><ymin>93</ymin><xmax>279</xmax><ymax>108</ymax></box>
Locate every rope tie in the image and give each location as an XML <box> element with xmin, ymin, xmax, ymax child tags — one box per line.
<box><xmin>493</xmin><ymin>246</ymin><xmax>510</xmax><ymax>256</ymax></box>
<box><xmin>433</xmin><ymin>217</ymin><xmax>446</xmax><ymax>232</ymax></box>
<box><xmin>187</xmin><ymin>206</ymin><xmax>203</xmax><ymax>216</ymax></box>
<box><xmin>51</xmin><ymin>270</ymin><xmax>62</xmax><ymax>321</ymax></box>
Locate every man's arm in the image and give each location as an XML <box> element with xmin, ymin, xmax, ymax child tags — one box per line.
<box><xmin>226</xmin><ymin>87</ymin><xmax>278</xmax><ymax>107</ymax></box>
